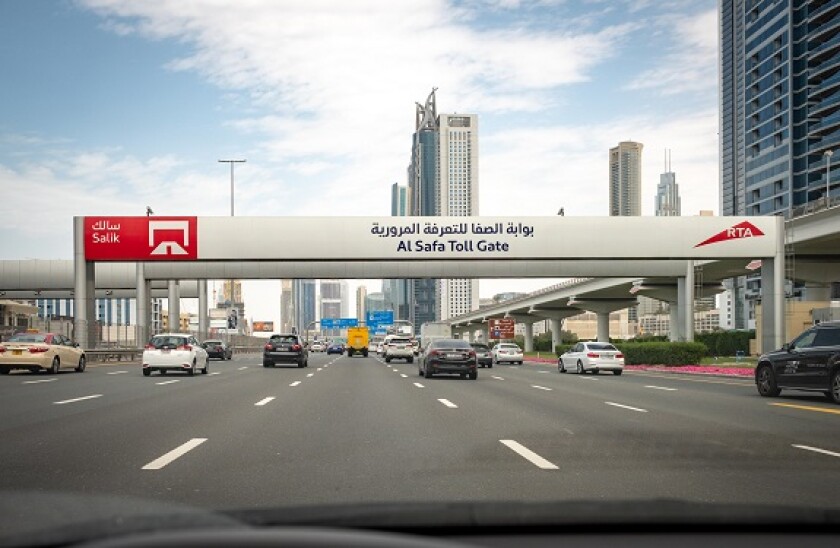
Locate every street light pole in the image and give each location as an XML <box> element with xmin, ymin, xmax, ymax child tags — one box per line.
<box><xmin>218</xmin><ymin>159</ymin><xmax>246</xmax><ymax>345</ymax></box>
<box><xmin>825</xmin><ymin>150</ymin><xmax>833</xmax><ymax>208</ymax></box>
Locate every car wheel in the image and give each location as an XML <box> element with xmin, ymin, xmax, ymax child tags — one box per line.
<box><xmin>363</xmin><ymin>350</ymin><xmax>368</xmax><ymax>357</ymax></box>
<box><xmin>188</xmin><ymin>361</ymin><xmax>196</xmax><ymax>376</ymax></box>
<box><xmin>385</xmin><ymin>357</ymin><xmax>391</xmax><ymax>363</ymax></box>
<box><xmin>75</xmin><ymin>356</ymin><xmax>86</xmax><ymax>373</ymax></box>
<box><xmin>418</xmin><ymin>366</ymin><xmax>424</xmax><ymax>376</ymax></box>
<box><xmin>143</xmin><ymin>369</ymin><xmax>151</xmax><ymax>377</ymax></box>
<box><xmin>298</xmin><ymin>360</ymin><xmax>305</xmax><ymax>368</ymax></box>
<box><xmin>202</xmin><ymin>358</ymin><xmax>209</xmax><ymax>374</ymax></box>
<box><xmin>263</xmin><ymin>361</ymin><xmax>271</xmax><ymax>368</ymax></box>
<box><xmin>469</xmin><ymin>370</ymin><xmax>478</xmax><ymax>380</ymax></box>
<box><xmin>50</xmin><ymin>357</ymin><xmax>60</xmax><ymax>374</ymax></box>
<box><xmin>559</xmin><ymin>360</ymin><xmax>566</xmax><ymax>373</ymax></box>
<box><xmin>756</xmin><ymin>365</ymin><xmax>780</xmax><ymax>397</ymax></box>
<box><xmin>488</xmin><ymin>363</ymin><xmax>493</xmax><ymax>368</ymax></box>
<box><xmin>160</xmin><ymin>370</ymin><xmax>167</xmax><ymax>375</ymax></box>
<box><xmin>576</xmin><ymin>360</ymin><xmax>584</xmax><ymax>374</ymax></box>
<box><xmin>424</xmin><ymin>366</ymin><xmax>434</xmax><ymax>379</ymax></box>
<box><xmin>460</xmin><ymin>373</ymin><xmax>466</xmax><ymax>379</ymax></box>
<box><xmin>827</xmin><ymin>368</ymin><xmax>840</xmax><ymax>404</ymax></box>
<box><xmin>408</xmin><ymin>357</ymin><xmax>413</xmax><ymax>364</ymax></box>
<box><xmin>0</xmin><ymin>367</ymin><xmax>10</xmax><ymax>375</ymax></box>
<box><xmin>613</xmin><ymin>370</ymin><xmax>623</xmax><ymax>376</ymax></box>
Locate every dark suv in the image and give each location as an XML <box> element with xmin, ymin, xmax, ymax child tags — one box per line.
<box><xmin>755</xmin><ymin>321</ymin><xmax>840</xmax><ymax>404</ymax></box>
<box><xmin>263</xmin><ymin>334</ymin><xmax>309</xmax><ymax>368</ymax></box>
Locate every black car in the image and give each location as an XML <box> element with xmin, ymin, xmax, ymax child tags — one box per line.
<box><xmin>470</xmin><ymin>342</ymin><xmax>493</xmax><ymax>368</ymax></box>
<box><xmin>756</xmin><ymin>321</ymin><xmax>840</xmax><ymax>404</ymax></box>
<box><xmin>263</xmin><ymin>334</ymin><xmax>309</xmax><ymax>368</ymax></box>
<box><xmin>202</xmin><ymin>339</ymin><xmax>232</xmax><ymax>360</ymax></box>
<box><xmin>419</xmin><ymin>338</ymin><xmax>477</xmax><ymax>380</ymax></box>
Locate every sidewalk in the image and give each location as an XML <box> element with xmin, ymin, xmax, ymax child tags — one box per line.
<box><xmin>524</xmin><ymin>356</ymin><xmax>754</xmax><ymax>379</ymax></box>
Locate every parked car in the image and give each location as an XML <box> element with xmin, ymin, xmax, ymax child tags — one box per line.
<box><xmin>263</xmin><ymin>333</ymin><xmax>309</xmax><ymax>368</ymax></box>
<box><xmin>491</xmin><ymin>342</ymin><xmax>523</xmax><ymax>365</ymax></box>
<box><xmin>756</xmin><ymin>321</ymin><xmax>840</xmax><ymax>404</ymax></box>
<box><xmin>383</xmin><ymin>335</ymin><xmax>414</xmax><ymax>363</ymax></box>
<box><xmin>326</xmin><ymin>342</ymin><xmax>345</xmax><ymax>355</ymax></box>
<box><xmin>418</xmin><ymin>338</ymin><xmax>477</xmax><ymax>380</ymax></box>
<box><xmin>559</xmin><ymin>341</ymin><xmax>625</xmax><ymax>375</ymax></box>
<box><xmin>142</xmin><ymin>333</ymin><xmax>209</xmax><ymax>377</ymax></box>
<box><xmin>470</xmin><ymin>343</ymin><xmax>493</xmax><ymax>368</ymax></box>
<box><xmin>0</xmin><ymin>332</ymin><xmax>86</xmax><ymax>375</ymax></box>
<box><xmin>202</xmin><ymin>339</ymin><xmax>232</xmax><ymax>360</ymax></box>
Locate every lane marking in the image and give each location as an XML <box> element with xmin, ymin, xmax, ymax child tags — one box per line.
<box><xmin>400</xmin><ymin>374</ymin><xmax>408</xmax><ymax>378</ymax></box>
<box><xmin>289</xmin><ymin>381</ymin><xmax>301</xmax><ymax>387</ymax></box>
<box><xmin>142</xmin><ymin>438</ymin><xmax>207</xmax><ymax>470</ymax></box>
<box><xmin>106</xmin><ymin>371</ymin><xmax>128</xmax><ymax>376</ymax></box>
<box><xmin>537</xmin><ymin>371</ymin><xmax>550</xmax><ymax>374</ymax></box>
<box><xmin>531</xmin><ymin>385</ymin><xmax>553</xmax><ymax>391</ymax></box>
<box><xmin>605</xmin><ymin>401</ymin><xmax>648</xmax><ymax>413</ymax></box>
<box><xmin>413</xmin><ymin>382</ymin><xmax>425</xmax><ymax>388</ymax></box>
<box><xmin>578</xmin><ymin>376</ymin><xmax>599</xmax><ymax>381</ymax></box>
<box><xmin>53</xmin><ymin>394</ymin><xmax>102</xmax><ymax>405</ymax></box>
<box><xmin>155</xmin><ymin>380</ymin><xmax>180</xmax><ymax>385</ymax></box>
<box><xmin>491</xmin><ymin>376</ymin><xmax>505</xmax><ymax>381</ymax></box>
<box><xmin>438</xmin><ymin>398</ymin><xmax>458</xmax><ymax>408</ymax></box>
<box><xmin>500</xmin><ymin>439</ymin><xmax>558</xmax><ymax>470</ymax></box>
<box><xmin>255</xmin><ymin>397</ymin><xmax>275</xmax><ymax>406</ymax></box>
<box><xmin>23</xmin><ymin>378</ymin><xmax>58</xmax><ymax>384</ymax></box>
<box><xmin>626</xmin><ymin>371</ymin><xmax>752</xmax><ymax>387</ymax></box>
<box><xmin>317</xmin><ymin>368</ymin><xmax>323</xmax><ymax>371</ymax></box>
<box><xmin>792</xmin><ymin>444</ymin><xmax>840</xmax><ymax>459</ymax></box>
<box><xmin>208</xmin><ymin>372</ymin><xmax>221</xmax><ymax>376</ymax></box>
<box><xmin>771</xmin><ymin>403</ymin><xmax>840</xmax><ymax>416</ymax></box>
<box><xmin>238</xmin><ymin>366</ymin><xmax>248</xmax><ymax>370</ymax></box>
<box><xmin>645</xmin><ymin>385</ymin><xmax>678</xmax><ymax>391</ymax></box>
<box><xmin>306</xmin><ymin>373</ymin><xmax>314</xmax><ymax>378</ymax></box>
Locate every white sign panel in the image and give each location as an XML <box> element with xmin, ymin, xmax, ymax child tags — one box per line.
<box><xmin>197</xmin><ymin>216</ymin><xmax>781</xmax><ymax>261</ymax></box>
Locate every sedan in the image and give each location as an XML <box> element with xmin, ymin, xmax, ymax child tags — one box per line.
<box><xmin>0</xmin><ymin>332</ymin><xmax>86</xmax><ymax>374</ymax></box>
<box><xmin>263</xmin><ymin>333</ymin><xmax>308</xmax><ymax>368</ymax></box>
<box><xmin>202</xmin><ymin>339</ymin><xmax>232</xmax><ymax>360</ymax></box>
<box><xmin>419</xmin><ymin>338</ymin><xmax>477</xmax><ymax>380</ymax></box>
<box><xmin>326</xmin><ymin>343</ymin><xmax>345</xmax><ymax>355</ymax></box>
<box><xmin>470</xmin><ymin>343</ymin><xmax>493</xmax><ymax>368</ymax></box>
<box><xmin>559</xmin><ymin>341</ymin><xmax>624</xmax><ymax>375</ymax></box>
<box><xmin>142</xmin><ymin>333</ymin><xmax>209</xmax><ymax>376</ymax></box>
<box><xmin>310</xmin><ymin>341</ymin><xmax>325</xmax><ymax>352</ymax></box>
<box><xmin>491</xmin><ymin>343</ymin><xmax>523</xmax><ymax>365</ymax></box>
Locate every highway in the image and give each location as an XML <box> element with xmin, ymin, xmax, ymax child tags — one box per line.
<box><xmin>1</xmin><ymin>352</ymin><xmax>839</xmax><ymax>513</ymax></box>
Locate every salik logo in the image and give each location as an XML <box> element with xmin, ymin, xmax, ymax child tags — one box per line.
<box><xmin>149</xmin><ymin>220</ymin><xmax>191</xmax><ymax>256</ymax></box>
<box><xmin>694</xmin><ymin>221</ymin><xmax>765</xmax><ymax>248</ymax></box>
<box><xmin>84</xmin><ymin>216</ymin><xmax>198</xmax><ymax>261</ymax></box>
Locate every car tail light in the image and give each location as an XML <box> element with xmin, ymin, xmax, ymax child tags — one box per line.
<box><xmin>29</xmin><ymin>346</ymin><xmax>49</xmax><ymax>353</ymax></box>
<box><xmin>468</xmin><ymin>350</ymin><xmax>476</xmax><ymax>358</ymax></box>
<box><xmin>587</xmin><ymin>352</ymin><xmax>600</xmax><ymax>358</ymax></box>
<box><xmin>264</xmin><ymin>343</ymin><xmax>273</xmax><ymax>351</ymax></box>
<box><xmin>0</xmin><ymin>346</ymin><xmax>5</xmax><ymax>353</ymax></box>
<box><xmin>616</xmin><ymin>353</ymin><xmax>624</xmax><ymax>359</ymax></box>
<box><xmin>292</xmin><ymin>344</ymin><xmax>302</xmax><ymax>351</ymax></box>
<box><xmin>144</xmin><ymin>344</ymin><xmax>155</xmax><ymax>350</ymax></box>
<box><xmin>177</xmin><ymin>344</ymin><xmax>192</xmax><ymax>351</ymax></box>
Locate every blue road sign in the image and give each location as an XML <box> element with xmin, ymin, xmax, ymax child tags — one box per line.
<box><xmin>320</xmin><ymin>318</ymin><xmax>358</xmax><ymax>329</ymax></box>
<box><xmin>320</xmin><ymin>318</ymin><xmax>336</xmax><ymax>329</ymax></box>
<box><xmin>366</xmin><ymin>310</ymin><xmax>394</xmax><ymax>332</ymax></box>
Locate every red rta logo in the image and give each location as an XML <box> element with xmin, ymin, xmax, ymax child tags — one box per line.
<box><xmin>695</xmin><ymin>221</ymin><xmax>765</xmax><ymax>248</ymax></box>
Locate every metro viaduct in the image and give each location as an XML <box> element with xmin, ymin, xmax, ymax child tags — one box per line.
<box><xmin>0</xmin><ymin>211</ymin><xmax>836</xmax><ymax>352</ymax></box>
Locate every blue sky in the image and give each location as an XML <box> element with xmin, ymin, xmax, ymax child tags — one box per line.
<box><xmin>0</xmin><ymin>0</ymin><xmax>719</xmax><ymax>326</ymax></box>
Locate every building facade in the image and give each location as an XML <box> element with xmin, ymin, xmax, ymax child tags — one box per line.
<box><xmin>609</xmin><ymin>141</ymin><xmax>643</xmax><ymax>216</ymax></box>
<box><xmin>655</xmin><ymin>152</ymin><xmax>681</xmax><ymax>217</ymax></box>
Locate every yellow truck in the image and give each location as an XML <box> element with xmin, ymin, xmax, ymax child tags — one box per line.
<box><xmin>346</xmin><ymin>326</ymin><xmax>369</xmax><ymax>357</ymax></box>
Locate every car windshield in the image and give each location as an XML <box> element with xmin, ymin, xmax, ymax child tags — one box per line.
<box><xmin>6</xmin><ymin>0</ymin><xmax>840</xmax><ymax>544</ymax></box>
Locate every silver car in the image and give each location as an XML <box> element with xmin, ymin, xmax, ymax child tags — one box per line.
<box><xmin>559</xmin><ymin>342</ymin><xmax>625</xmax><ymax>375</ymax></box>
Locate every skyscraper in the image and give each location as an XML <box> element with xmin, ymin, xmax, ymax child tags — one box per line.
<box><xmin>384</xmin><ymin>184</ymin><xmax>411</xmax><ymax>320</ymax></box>
<box><xmin>655</xmin><ymin>150</ymin><xmax>681</xmax><ymax>216</ymax></box>
<box><xmin>280</xmin><ymin>279</ymin><xmax>294</xmax><ymax>332</ymax></box>
<box><xmin>293</xmin><ymin>279</ymin><xmax>316</xmax><ymax>334</ymax></box>
<box><xmin>609</xmin><ymin>141</ymin><xmax>643</xmax><ymax>216</ymax></box>
<box><xmin>720</xmin><ymin>0</ymin><xmax>840</xmax><ymax>328</ymax></box>
<box><xmin>407</xmin><ymin>89</ymin><xmax>480</xmax><ymax>324</ymax></box>
<box><xmin>391</xmin><ymin>183</ymin><xmax>407</xmax><ymax>216</ymax></box>
<box><xmin>356</xmin><ymin>285</ymin><xmax>367</xmax><ymax>323</ymax></box>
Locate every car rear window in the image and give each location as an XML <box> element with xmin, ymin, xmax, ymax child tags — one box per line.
<box><xmin>8</xmin><ymin>334</ymin><xmax>48</xmax><ymax>343</ymax></box>
<box><xmin>430</xmin><ymin>339</ymin><xmax>472</xmax><ymax>349</ymax></box>
<box><xmin>389</xmin><ymin>338</ymin><xmax>411</xmax><ymax>344</ymax></box>
<box><xmin>499</xmin><ymin>344</ymin><xmax>520</xmax><ymax>350</ymax></box>
<box><xmin>471</xmin><ymin>344</ymin><xmax>490</xmax><ymax>350</ymax></box>
<box><xmin>270</xmin><ymin>335</ymin><xmax>299</xmax><ymax>344</ymax></box>
<box><xmin>149</xmin><ymin>336</ymin><xmax>187</xmax><ymax>348</ymax></box>
<box><xmin>205</xmin><ymin>340</ymin><xmax>223</xmax><ymax>345</ymax></box>
<box><xmin>587</xmin><ymin>343</ymin><xmax>618</xmax><ymax>351</ymax></box>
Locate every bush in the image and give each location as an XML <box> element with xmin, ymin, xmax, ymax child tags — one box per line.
<box><xmin>695</xmin><ymin>330</ymin><xmax>753</xmax><ymax>357</ymax></box>
<box><xmin>613</xmin><ymin>342</ymin><xmax>707</xmax><ymax>366</ymax></box>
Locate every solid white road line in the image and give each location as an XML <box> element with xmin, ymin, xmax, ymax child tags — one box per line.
<box><xmin>155</xmin><ymin>380</ymin><xmax>180</xmax><ymax>385</ymax></box>
<box><xmin>142</xmin><ymin>438</ymin><xmax>207</xmax><ymax>470</ymax></box>
<box><xmin>531</xmin><ymin>385</ymin><xmax>553</xmax><ymax>391</ymax></box>
<box><xmin>499</xmin><ymin>440</ymin><xmax>558</xmax><ymax>470</ymax></box>
<box><xmin>491</xmin><ymin>376</ymin><xmax>505</xmax><ymax>381</ymax></box>
<box><xmin>289</xmin><ymin>381</ymin><xmax>301</xmax><ymax>387</ymax></box>
<box><xmin>413</xmin><ymin>382</ymin><xmax>425</xmax><ymax>388</ymax></box>
<box><xmin>23</xmin><ymin>378</ymin><xmax>58</xmax><ymax>384</ymax></box>
<box><xmin>792</xmin><ymin>444</ymin><xmax>840</xmax><ymax>459</ymax></box>
<box><xmin>53</xmin><ymin>394</ymin><xmax>102</xmax><ymax>405</ymax></box>
<box><xmin>106</xmin><ymin>371</ymin><xmax>128</xmax><ymax>375</ymax></box>
<box><xmin>438</xmin><ymin>398</ymin><xmax>458</xmax><ymax>408</ymax></box>
<box><xmin>645</xmin><ymin>385</ymin><xmax>678</xmax><ymax>391</ymax></box>
<box><xmin>605</xmin><ymin>401</ymin><xmax>648</xmax><ymax>413</ymax></box>
<box><xmin>255</xmin><ymin>397</ymin><xmax>275</xmax><ymax>406</ymax></box>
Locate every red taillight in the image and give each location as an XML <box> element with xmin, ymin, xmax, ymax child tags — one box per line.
<box><xmin>0</xmin><ymin>346</ymin><xmax>5</xmax><ymax>353</ymax></box>
<box><xmin>264</xmin><ymin>343</ymin><xmax>272</xmax><ymax>351</ymax></box>
<box><xmin>29</xmin><ymin>346</ymin><xmax>49</xmax><ymax>353</ymax></box>
<box><xmin>145</xmin><ymin>344</ymin><xmax>155</xmax><ymax>350</ymax></box>
<box><xmin>292</xmin><ymin>344</ymin><xmax>302</xmax><ymax>351</ymax></box>
<box><xmin>468</xmin><ymin>351</ymin><xmax>476</xmax><ymax>358</ymax></box>
<box><xmin>430</xmin><ymin>350</ymin><xmax>443</xmax><ymax>356</ymax></box>
<box><xmin>586</xmin><ymin>352</ymin><xmax>599</xmax><ymax>358</ymax></box>
<box><xmin>616</xmin><ymin>353</ymin><xmax>624</xmax><ymax>359</ymax></box>
<box><xmin>177</xmin><ymin>344</ymin><xmax>192</xmax><ymax>351</ymax></box>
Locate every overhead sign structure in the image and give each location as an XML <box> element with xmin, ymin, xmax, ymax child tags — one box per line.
<box><xmin>84</xmin><ymin>216</ymin><xmax>198</xmax><ymax>261</ymax></box>
<box><xmin>489</xmin><ymin>318</ymin><xmax>515</xmax><ymax>340</ymax></box>
<box><xmin>320</xmin><ymin>318</ymin><xmax>358</xmax><ymax>329</ymax></box>
<box><xmin>366</xmin><ymin>310</ymin><xmax>394</xmax><ymax>333</ymax></box>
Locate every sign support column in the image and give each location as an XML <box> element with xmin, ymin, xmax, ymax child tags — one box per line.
<box><xmin>73</xmin><ymin>217</ymin><xmax>94</xmax><ymax>349</ymax></box>
<box><xmin>198</xmin><ymin>279</ymin><xmax>208</xmax><ymax>341</ymax></box>
<box><xmin>136</xmin><ymin>262</ymin><xmax>148</xmax><ymax>346</ymax></box>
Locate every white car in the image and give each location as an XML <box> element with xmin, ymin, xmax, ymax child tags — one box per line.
<box><xmin>559</xmin><ymin>341</ymin><xmax>624</xmax><ymax>375</ymax></box>
<box><xmin>491</xmin><ymin>343</ymin><xmax>523</xmax><ymax>365</ymax></box>
<box><xmin>142</xmin><ymin>333</ymin><xmax>209</xmax><ymax>377</ymax></box>
<box><xmin>310</xmin><ymin>341</ymin><xmax>325</xmax><ymax>352</ymax></box>
<box><xmin>383</xmin><ymin>336</ymin><xmax>414</xmax><ymax>363</ymax></box>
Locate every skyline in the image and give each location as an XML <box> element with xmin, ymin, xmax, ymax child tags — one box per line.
<box><xmin>0</xmin><ymin>0</ymin><xmax>719</xmax><ymax>328</ymax></box>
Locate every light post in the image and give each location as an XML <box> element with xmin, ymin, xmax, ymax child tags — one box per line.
<box><xmin>825</xmin><ymin>150</ymin><xmax>833</xmax><ymax>208</ymax></box>
<box><xmin>218</xmin><ymin>159</ymin><xmax>246</xmax><ymax>346</ymax></box>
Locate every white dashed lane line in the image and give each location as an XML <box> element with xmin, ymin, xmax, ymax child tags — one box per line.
<box><xmin>400</xmin><ymin>374</ymin><xmax>408</xmax><ymax>378</ymax></box>
<box><xmin>605</xmin><ymin>401</ymin><xmax>648</xmax><ymax>413</ymax></box>
<box><xmin>254</xmin><ymin>397</ymin><xmax>275</xmax><ymax>406</ymax></box>
<box><xmin>106</xmin><ymin>371</ymin><xmax>128</xmax><ymax>376</ymax></box>
<box><xmin>155</xmin><ymin>380</ymin><xmax>180</xmax><ymax>386</ymax></box>
<box><xmin>500</xmin><ymin>440</ymin><xmax>558</xmax><ymax>470</ymax></box>
<box><xmin>531</xmin><ymin>385</ymin><xmax>553</xmax><ymax>391</ymax></box>
<box><xmin>491</xmin><ymin>376</ymin><xmax>504</xmax><ymax>381</ymax></box>
<box><xmin>53</xmin><ymin>394</ymin><xmax>103</xmax><ymax>405</ymax></box>
<box><xmin>438</xmin><ymin>399</ymin><xmax>458</xmax><ymax>409</ymax></box>
<box><xmin>238</xmin><ymin>366</ymin><xmax>248</xmax><ymax>370</ymax></box>
<box><xmin>306</xmin><ymin>373</ymin><xmax>314</xmax><ymax>377</ymax></box>
<box><xmin>413</xmin><ymin>382</ymin><xmax>425</xmax><ymax>388</ymax></box>
<box><xmin>792</xmin><ymin>445</ymin><xmax>840</xmax><ymax>459</ymax></box>
<box><xmin>141</xmin><ymin>438</ymin><xmax>207</xmax><ymax>470</ymax></box>
<box><xmin>578</xmin><ymin>376</ymin><xmax>599</xmax><ymax>381</ymax></box>
<box><xmin>289</xmin><ymin>381</ymin><xmax>301</xmax><ymax>387</ymax></box>
<box><xmin>23</xmin><ymin>378</ymin><xmax>58</xmax><ymax>384</ymax></box>
<box><xmin>645</xmin><ymin>385</ymin><xmax>678</xmax><ymax>391</ymax></box>
<box><xmin>208</xmin><ymin>372</ymin><xmax>221</xmax><ymax>376</ymax></box>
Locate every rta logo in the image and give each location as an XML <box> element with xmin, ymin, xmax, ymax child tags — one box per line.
<box><xmin>695</xmin><ymin>221</ymin><xmax>765</xmax><ymax>248</ymax></box>
<box><xmin>149</xmin><ymin>220</ymin><xmax>191</xmax><ymax>256</ymax></box>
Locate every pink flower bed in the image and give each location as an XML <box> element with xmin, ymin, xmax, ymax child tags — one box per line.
<box><xmin>525</xmin><ymin>357</ymin><xmax>753</xmax><ymax>377</ymax></box>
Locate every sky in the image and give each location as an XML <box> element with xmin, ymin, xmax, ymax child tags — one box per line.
<box><xmin>0</xmin><ymin>0</ymin><xmax>719</xmax><ymax>328</ymax></box>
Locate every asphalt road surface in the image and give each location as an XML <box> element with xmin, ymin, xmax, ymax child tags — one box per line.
<box><xmin>1</xmin><ymin>352</ymin><xmax>838</xmax><ymax>513</ymax></box>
